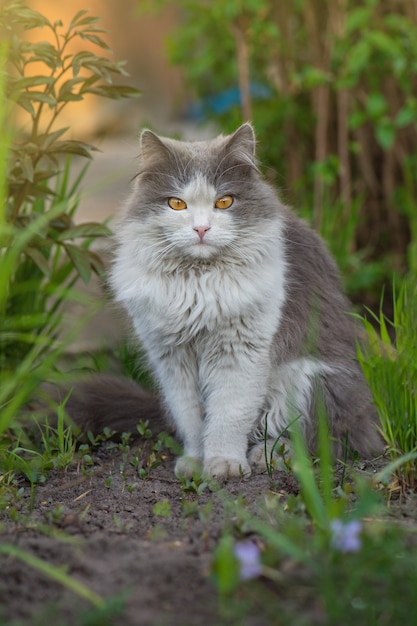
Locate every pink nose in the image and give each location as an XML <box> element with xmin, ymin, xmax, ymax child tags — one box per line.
<box><xmin>194</xmin><ymin>225</ymin><xmax>211</xmax><ymax>241</ymax></box>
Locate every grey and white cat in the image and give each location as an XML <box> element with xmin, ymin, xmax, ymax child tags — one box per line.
<box><xmin>71</xmin><ymin>123</ymin><xmax>382</xmax><ymax>480</ymax></box>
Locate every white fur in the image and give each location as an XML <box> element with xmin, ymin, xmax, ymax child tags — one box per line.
<box><xmin>111</xmin><ymin>172</ymin><xmax>324</xmax><ymax>479</ymax></box>
<box><xmin>264</xmin><ymin>357</ymin><xmax>335</xmax><ymax>438</ymax></box>
<box><xmin>249</xmin><ymin>357</ymin><xmax>335</xmax><ymax>469</ymax></box>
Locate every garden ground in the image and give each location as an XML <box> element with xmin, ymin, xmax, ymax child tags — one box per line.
<box><xmin>0</xmin><ymin>439</ymin><xmax>399</xmax><ymax>626</ymax></box>
<box><xmin>0</xmin><ymin>443</ymin><xmax>292</xmax><ymax>626</ymax></box>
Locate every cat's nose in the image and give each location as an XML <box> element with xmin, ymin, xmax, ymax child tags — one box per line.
<box><xmin>193</xmin><ymin>225</ymin><xmax>211</xmax><ymax>241</ymax></box>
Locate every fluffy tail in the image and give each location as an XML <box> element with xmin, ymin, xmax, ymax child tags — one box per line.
<box><xmin>46</xmin><ymin>375</ymin><xmax>170</xmax><ymax>438</ymax></box>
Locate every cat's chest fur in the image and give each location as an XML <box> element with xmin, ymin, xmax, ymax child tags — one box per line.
<box><xmin>112</xmin><ymin>229</ymin><xmax>286</xmax><ymax>346</ymax></box>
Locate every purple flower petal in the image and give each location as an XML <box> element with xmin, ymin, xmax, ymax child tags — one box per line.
<box><xmin>234</xmin><ymin>541</ymin><xmax>262</xmax><ymax>580</ymax></box>
<box><xmin>330</xmin><ymin>519</ymin><xmax>362</xmax><ymax>553</ymax></box>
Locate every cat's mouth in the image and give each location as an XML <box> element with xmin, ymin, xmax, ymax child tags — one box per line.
<box><xmin>189</xmin><ymin>239</ymin><xmax>218</xmax><ymax>258</ymax></box>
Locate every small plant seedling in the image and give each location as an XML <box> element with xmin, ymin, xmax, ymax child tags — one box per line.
<box><xmin>153</xmin><ymin>499</ymin><xmax>172</xmax><ymax>518</ymax></box>
<box><xmin>180</xmin><ymin>474</ymin><xmax>209</xmax><ymax>496</ymax></box>
<box><xmin>182</xmin><ymin>499</ymin><xmax>213</xmax><ymax>524</ymax></box>
<box><xmin>45</xmin><ymin>504</ymin><xmax>66</xmax><ymax>526</ymax></box>
<box><xmin>136</xmin><ymin>420</ymin><xmax>153</xmax><ymax>439</ymax></box>
<box><xmin>78</xmin><ymin>444</ymin><xmax>94</xmax><ymax>468</ymax></box>
<box><xmin>87</xmin><ymin>427</ymin><xmax>117</xmax><ymax>447</ymax></box>
<box><xmin>119</xmin><ymin>432</ymin><xmax>132</xmax><ymax>452</ymax></box>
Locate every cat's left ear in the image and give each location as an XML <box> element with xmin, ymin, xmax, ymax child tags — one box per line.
<box><xmin>139</xmin><ymin>129</ymin><xmax>171</xmax><ymax>162</ymax></box>
<box><xmin>224</xmin><ymin>123</ymin><xmax>257</xmax><ymax>166</ymax></box>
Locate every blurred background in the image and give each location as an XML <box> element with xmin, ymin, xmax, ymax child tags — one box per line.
<box><xmin>11</xmin><ymin>0</ymin><xmax>417</xmax><ymax>350</ymax></box>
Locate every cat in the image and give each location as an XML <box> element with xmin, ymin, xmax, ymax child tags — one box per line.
<box><xmin>67</xmin><ymin>123</ymin><xmax>383</xmax><ymax>480</ymax></box>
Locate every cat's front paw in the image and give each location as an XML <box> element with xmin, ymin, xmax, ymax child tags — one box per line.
<box><xmin>248</xmin><ymin>442</ymin><xmax>269</xmax><ymax>469</ymax></box>
<box><xmin>203</xmin><ymin>456</ymin><xmax>251</xmax><ymax>481</ymax></box>
<box><xmin>175</xmin><ymin>455</ymin><xmax>202</xmax><ymax>479</ymax></box>
<box><xmin>249</xmin><ymin>440</ymin><xmax>292</xmax><ymax>471</ymax></box>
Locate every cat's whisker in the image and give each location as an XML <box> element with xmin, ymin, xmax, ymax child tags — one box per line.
<box><xmin>150</xmin><ymin>241</ymin><xmax>178</xmax><ymax>263</ymax></box>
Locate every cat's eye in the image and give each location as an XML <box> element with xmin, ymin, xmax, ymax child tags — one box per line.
<box><xmin>215</xmin><ymin>195</ymin><xmax>233</xmax><ymax>209</ymax></box>
<box><xmin>168</xmin><ymin>197</ymin><xmax>187</xmax><ymax>211</ymax></box>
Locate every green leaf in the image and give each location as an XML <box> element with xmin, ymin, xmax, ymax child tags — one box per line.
<box><xmin>23</xmin><ymin>41</ymin><xmax>60</xmax><ymax>70</ymax></box>
<box><xmin>375</xmin><ymin>119</ymin><xmax>396</xmax><ymax>150</ymax></box>
<box><xmin>78</xmin><ymin>32</ymin><xmax>111</xmax><ymax>52</ymax></box>
<box><xmin>0</xmin><ymin>545</ymin><xmax>104</xmax><ymax>608</ymax></box>
<box><xmin>83</xmin><ymin>249</ymin><xmax>106</xmax><ymax>276</ymax></box>
<box><xmin>57</xmin><ymin>78</ymin><xmax>85</xmax><ymax>102</ymax></box>
<box><xmin>58</xmin><ymin>92</ymin><xmax>84</xmax><ymax>103</ymax></box>
<box><xmin>212</xmin><ymin>535</ymin><xmax>240</xmax><ymax>595</ymax></box>
<box><xmin>366</xmin><ymin>93</ymin><xmax>387</xmax><ymax>119</ymax></box>
<box><xmin>36</xmin><ymin>127</ymin><xmax>69</xmax><ymax>150</ymax></box>
<box><xmin>24</xmin><ymin>247</ymin><xmax>50</xmax><ymax>277</ymax></box>
<box><xmin>71</xmin><ymin>51</ymin><xmax>100</xmax><ymax>77</ymax></box>
<box><xmin>14</xmin><ymin>93</ymin><xmax>35</xmax><ymax>117</ymax></box>
<box><xmin>20</xmin><ymin>154</ymin><xmax>34</xmax><ymax>182</ymax></box>
<box><xmin>9</xmin><ymin>75</ymin><xmax>55</xmax><ymax>91</ymax></box>
<box><xmin>345</xmin><ymin>40</ymin><xmax>371</xmax><ymax>76</ymax></box>
<box><xmin>70</xmin><ymin>11</ymin><xmax>101</xmax><ymax>29</ymax></box>
<box><xmin>23</xmin><ymin>91</ymin><xmax>57</xmax><ymax>107</ymax></box>
<box><xmin>348</xmin><ymin>109</ymin><xmax>367</xmax><ymax>130</ymax></box>
<box><xmin>153</xmin><ymin>499</ymin><xmax>172</xmax><ymax>517</ymax></box>
<box><xmin>291</xmin><ymin>422</ymin><xmax>328</xmax><ymax>529</ymax></box>
<box><xmin>368</xmin><ymin>30</ymin><xmax>400</xmax><ymax>57</ymax></box>
<box><xmin>55</xmin><ymin>222</ymin><xmax>112</xmax><ymax>241</ymax></box>
<box><xmin>47</xmin><ymin>140</ymin><xmax>97</xmax><ymax>158</ymax></box>
<box><xmin>69</xmin><ymin>9</ymin><xmax>89</xmax><ymax>27</ymax></box>
<box><xmin>63</xmin><ymin>243</ymin><xmax>92</xmax><ymax>283</ymax></box>
<box><xmin>346</xmin><ymin>7</ymin><xmax>372</xmax><ymax>34</ymax></box>
<box><xmin>83</xmin><ymin>85</ymin><xmax>141</xmax><ymax>100</ymax></box>
<box><xmin>395</xmin><ymin>107</ymin><xmax>415</xmax><ymax>128</ymax></box>
<box><xmin>1</xmin><ymin>6</ymin><xmax>52</xmax><ymax>31</ymax></box>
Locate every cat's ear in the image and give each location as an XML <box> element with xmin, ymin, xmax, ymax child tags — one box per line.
<box><xmin>139</xmin><ymin>129</ymin><xmax>170</xmax><ymax>162</ymax></box>
<box><xmin>224</xmin><ymin>123</ymin><xmax>257</xmax><ymax>167</ymax></box>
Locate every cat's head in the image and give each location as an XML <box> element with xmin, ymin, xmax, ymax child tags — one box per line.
<box><xmin>126</xmin><ymin>124</ymin><xmax>280</xmax><ymax>262</ymax></box>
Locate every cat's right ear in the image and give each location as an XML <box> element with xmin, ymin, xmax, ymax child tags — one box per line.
<box><xmin>223</xmin><ymin>123</ymin><xmax>258</xmax><ymax>170</ymax></box>
<box><xmin>230</xmin><ymin>123</ymin><xmax>256</xmax><ymax>157</ymax></box>
<box><xmin>139</xmin><ymin>129</ymin><xmax>169</xmax><ymax>162</ymax></box>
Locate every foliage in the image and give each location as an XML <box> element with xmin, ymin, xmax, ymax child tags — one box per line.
<box><xmin>211</xmin><ymin>412</ymin><xmax>417</xmax><ymax>626</ymax></box>
<box><xmin>215</xmin><ymin>514</ymin><xmax>417</xmax><ymax>625</ymax></box>
<box><xmin>141</xmin><ymin>0</ymin><xmax>417</xmax><ymax>298</ymax></box>
<box><xmin>358</xmin><ymin>275</ymin><xmax>417</xmax><ymax>488</ymax></box>
<box><xmin>0</xmin><ymin>1</ymin><xmax>139</xmax><ymax>442</ymax></box>
<box><xmin>4</xmin><ymin>0</ymin><xmax>138</xmax><ymax>215</ymax></box>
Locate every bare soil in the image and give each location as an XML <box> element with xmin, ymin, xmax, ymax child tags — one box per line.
<box><xmin>0</xmin><ymin>441</ymin><xmax>303</xmax><ymax>626</ymax></box>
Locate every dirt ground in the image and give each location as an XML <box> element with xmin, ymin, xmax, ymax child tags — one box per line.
<box><xmin>0</xmin><ymin>439</ymin><xmax>304</xmax><ymax>626</ymax></box>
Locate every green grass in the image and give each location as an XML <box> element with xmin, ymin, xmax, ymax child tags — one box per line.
<box><xmin>213</xmin><ymin>408</ymin><xmax>416</xmax><ymax>626</ymax></box>
<box><xmin>358</xmin><ymin>275</ymin><xmax>417</xmax><ymax>488</ymax></box>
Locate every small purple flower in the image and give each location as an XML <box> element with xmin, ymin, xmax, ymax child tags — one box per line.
<box><xmin>330</xmin><ymin>519</ymin><xmax>362</xmax><ymax>553</ymax></box>
<box><xmin>234</xmin><ymin>540</ymin><xmax>262</xmax><ymax>580</ymax></box>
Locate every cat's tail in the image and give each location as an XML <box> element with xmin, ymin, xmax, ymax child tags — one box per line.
<box><xmin>44</xmin><ymin>375</ymin><xmax>171</xmax><ymax>438</ymax></box>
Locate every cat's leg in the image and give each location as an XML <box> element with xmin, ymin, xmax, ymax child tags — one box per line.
<box><xmin>248</xmin><ymin>357</ymin><xmax>329</xmax><ymax>469</ymax></box>
<box><xmin>200</xmin><ymin>331</ymin><xmax>271</xmax><ymax>480</ymax></box>
<box><xmin>149</xmin><ymin>347</ymin><xmax>204</xmax><ymax>478</ymax></box>
<box><xmin>248</xmin><ymin>356</ymin><xmax>381</xmax><ymax>467</ymax></box>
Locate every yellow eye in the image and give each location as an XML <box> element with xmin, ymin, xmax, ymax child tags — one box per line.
<box><xmin>168</xmin><ymin>197</ymin><xmax>187</xmax><ymax>211</ymax></box>
<box><xmin>215</xmin><ymin>195</ymin><xmax>233</xmax><ymax>209</ymax></box>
